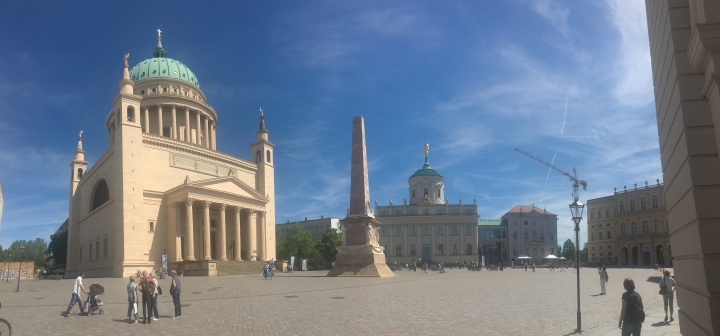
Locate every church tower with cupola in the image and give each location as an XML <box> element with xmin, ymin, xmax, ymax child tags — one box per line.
<box><xmin>408</xmin><ymin>144</ymin><xmax>445</xmax><ymax>205</ymax></box>
<box><xmin>65</xmin><ymin>30</ymin><xmax>277</xmax><ymax>278</ymax></box>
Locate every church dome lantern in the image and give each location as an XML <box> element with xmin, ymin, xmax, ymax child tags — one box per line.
<box><xmin>408</xmin><ymin>144</ymin><xmax>445</xmax><ymax>205</ymax></box>
<box><xmin>129</xmin><ymin>29</ymin><xmax>200</xmax><ymax>88</ymax></box>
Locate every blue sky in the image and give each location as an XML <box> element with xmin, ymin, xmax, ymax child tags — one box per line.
<box><xmin>0</xmin><ymin>1</ymin><xmax>660</xmax><ymax>250</ymax></box>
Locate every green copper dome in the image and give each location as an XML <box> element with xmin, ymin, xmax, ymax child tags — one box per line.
<box><xmin>410</xmin><ymin>157</ymin><xmax>443</xmax><ymax>179</ymax></box>
<box><xmin>130</xmin><ymin>38</ymin><xmax>200</xmax><ymax>88</ymax></box>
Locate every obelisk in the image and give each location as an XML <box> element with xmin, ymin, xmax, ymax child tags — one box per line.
<box><xmin>327</xmin><ymin>116</ymin><xmax>394</xmax><ymax>277</ymax></box>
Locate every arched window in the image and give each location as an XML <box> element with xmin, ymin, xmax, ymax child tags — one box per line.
<box><xmin>630</xmin><ymin>199</ymin><xmax>636</xmax><ymax>211</ymax></box>
<box><xmin>619</xmin><ymin>201</ymin><xmax>625</xmax><ymax>213</ymax></box>
<box><xmin>255</xmin><ymin>150</ymin><xmax>262</xmax><ymax>163</ymax></box>
<box><xmin>640</xmin><ymin>197</ymin><xmax>646</xmax><ymax>210</ymax></box>
<box><xmin>642</xmin><ymin>221</ymin><xmax>649</xmax><ymax>235</ymax></box>
<box><xmin>91</xmin><ymin>179</ymin><xmax>110</xmax><ymax>211</ymax></box>
<box><xmin>265</xmin><ymin>150</ymin><xmax>271</xmax><ymax>163</ymax></box>
<box><xmin>127</xmin><ymin>106</ymin><xmax>135</xmax><ymax>122</ymax></box>
<box><xmin>654</xmin><ymin>220</ymin><xmax>660</xmax><ymax>234</ymax></box>
<box><xmin>77</xmin><ymin>168</ymin><xmax>83</xmax><ymax>179</ymax></box>
<box><xmin>631</xmin><ymin>222</ymin><xmax>638</xmax><ymax>236</ymax></box>
<box><xmin>621</xmin><ymin>223</ymin><xmax>627</xmax><ymax>237</ymax></box>
<box><xmin>652</xmin><ymin>195</ymin><xmax>658</xmax><ymax>208</ymax></box>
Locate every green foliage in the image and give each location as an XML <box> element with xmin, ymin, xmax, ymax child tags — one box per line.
<box><xmin>579</xmin><ymin>242</ymin><xmax>588</xmax><ymax>263</ymax></box>
<box><xmin>0</xmin><ymin>238</ymin><xmax>48</xmax><ymax>269</ymax></box>
<box><xmin>562</xmin><ymin>239</ymin><xmax>576</xmax><ymax>261</ymax></box>
<box><xmin>47</xmin><ymin>228</ymin><xmax>68</xmax><ymax>269</ymax></box>
<box><xmin>276</xmin><ymin>224</ymin><xmax>320</xmax><ymax>262</ymax></box>
<box><xmin>316</xmin><ymin>228</ymin><xmax>343</xmax><ymax>264</ymax></box>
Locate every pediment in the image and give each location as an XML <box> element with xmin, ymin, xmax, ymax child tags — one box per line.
<box><xmin>176</xmin><ymin>176</ymin><xmax>267</xmax><ymax>202</ymax></box>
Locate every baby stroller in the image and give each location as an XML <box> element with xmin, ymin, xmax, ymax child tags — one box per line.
<box><xmin>84</xmin><ymin>284</ymin><xmax>104</xmax><ymax>316</ymax></box>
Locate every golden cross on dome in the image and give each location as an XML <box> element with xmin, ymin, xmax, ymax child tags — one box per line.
<box><xmin>157</xmin><ymin>28</ymin><xmax>162</xmax><ymax>40</ymax></box>
<box><xmin>259</xmin><ymin>107</ymin><xmax>263</xmax><ymax>117</ymax></box>
<box><xmin>424</xmin><ymin>144</ymin><xmax>429</xmax><ymax>158</ymax></box>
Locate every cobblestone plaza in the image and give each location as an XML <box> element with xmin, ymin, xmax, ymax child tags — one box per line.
<box><xmin>0</xmin><ymin>267</ymin><xmax>680</xmax><ymax>335</ymax></box>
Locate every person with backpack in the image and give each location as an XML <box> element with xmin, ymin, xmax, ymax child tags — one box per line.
<box><xmin>619</xmin><ymin>278</ymin><xmax>644</xmax><ymax>336</ymax></box>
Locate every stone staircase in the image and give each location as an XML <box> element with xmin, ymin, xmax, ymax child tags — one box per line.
<box><xmin>215</xmin><ymin>260</ymin><xmax>266</xmax><ymax>276</ymax></box>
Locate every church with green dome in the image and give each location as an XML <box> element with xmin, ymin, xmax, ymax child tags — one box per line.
<box><xmin>65</xmin><ymin>31</ymin><xmax>276</xmax><ymax>278</ymax></box>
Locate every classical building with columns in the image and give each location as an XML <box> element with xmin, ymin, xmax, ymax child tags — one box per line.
<box><xmin>586</xmin><ymin>181</ymin><xmax>670</xmax><ymax>267</ymax></box>
<box><xmin>65</xmin><ymin>32</ymin><xmax>275</xmax><ymax>278</ymax></box>
<box><xmin>376</xmin><ymin>147</ymin><xmax>479</xmax><ymax>264</ymax></box>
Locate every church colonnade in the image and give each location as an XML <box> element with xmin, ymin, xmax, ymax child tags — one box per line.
<box><xmin>140</xmin><ymin>104</ymin><xmax>217</xmax><ymax>150</ymax></box>
<box><xmin>170</xmin><ymin>198</ymin><xmax>266</xmax><ymax>263</ymax></box>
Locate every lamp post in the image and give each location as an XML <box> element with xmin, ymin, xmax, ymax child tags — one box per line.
<box><xmin>570</xmin><ymin>198</ymin><xmax>585</xmax><ymax>333</ymax></box>
<box><xmin>5</xmin><ymin>253</ymin><xmax>10</xmax><ymax>283</ymax></box>
<box><xmin>16</xmin><ymin>245</ymin><xmax>24</xmax><ymax>292</ymax></box>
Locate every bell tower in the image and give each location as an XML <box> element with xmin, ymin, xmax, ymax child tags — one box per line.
<box><xmin>70</xmin><ymin>131</ymin><xmax>88</xmax><ymax>198</ymax></box>
<box><xmin>250</xmin><ymin>107</ymin><xmax>276</xmax><ymax>260</ymax></box>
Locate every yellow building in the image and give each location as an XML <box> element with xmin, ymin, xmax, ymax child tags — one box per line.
<box><xmin>65</xmin><ymin>32</ymin><xmax>276</xmax><ymax>278</ymax></box>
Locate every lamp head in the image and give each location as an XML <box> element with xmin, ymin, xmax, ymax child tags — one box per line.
<box><xmin>569</xmin><ymin>199</ymin><xmax>584</xmax><ymax>220</ymax></box>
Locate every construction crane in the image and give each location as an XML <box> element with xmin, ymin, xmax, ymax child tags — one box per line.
<box><xmin>514</xmin><ymin>147</ymin><xmax>588</xmax><ymax>201</ymax></box>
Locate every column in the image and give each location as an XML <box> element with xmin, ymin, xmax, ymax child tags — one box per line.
<box><xmin>388</xmin><ymin>224</ymin><xmax>394</xmax><ymax>256</ymax></box>
<box><xmin>431</xmin><ymin>224</ymin><xmax>436</xmax><ymax>258</ymax></box>
<box><xmin>203</xmin><ymin>116</ymin><xmax>209</xmax><ymax>148</ymax></box>
<box><xmin>416</xmin><ymin>224</ymin><xmax>421</xmax><ymax>258</ymax></box>
<box><xmin>203</xmin><ymin>201</ymin><xmax>212</xmax><ymax>261</ymax></box>
<box><xmin>257</xmin><ymin>211</ymin><xmax>266</xmax><ymax>260</ymax></box>
<box><xmin>445</xmin><ymin>224</ymin><xmax>450</xmax><ymax>256</ymax></box>
<box><xmin>171</xmin><ymin>105</ymin><xmax>177</xmax><ymax>139</ymax></box>
<box><xmin>460</xmin><ymin>223</ymin><xmax>465</xmax><ymax>257</ymax></box>
<box><xmin>473</xmin><ymin>224</ymin><xmax>478</xmax><ymax>257</ymax></box>
<box><xmin>212</xmin><ymin>123</ymin><xmax>217</xmax><ymax>149</ymax></box>
<box><xmin>195</xmin><ymin>111</ymin><xmax>201</xmax><ymax>144</ymax></box>
<box><xmin>185</xmin><ymin>198</ymin><xmax>196</xmax><ymax>261</ymax></box>
<box><xmin>144</xmin><ymin>107</ymin><xmax>150</xmax><ymax>133</ymax></box>
<box><xmin>157</xmin><ymin>105</ymin><xmax>163</xmax><ymax>135</ymax></box>
<box><xmin>184</xmin><ymin>108</ymin><xmax>191</xmax><ymax>142</ymax></box>
<box><xmin>234</xmin><ymin>207</ymin><xmax>242</xmax><ymax>261</ymax></box>
<box><xmin>219</xmin><ymin>204</ymin><xmax>228</xmax><ymax>261</ymax></box>
<box><xmin>248</xmin><ymin>210</ymin><xmax>257</xmax><ymax>261</ymax></box>
<box><xmin>403</xmin><ymin>224</ymin><xmax>408</xmax><ymax>257</ymax></box>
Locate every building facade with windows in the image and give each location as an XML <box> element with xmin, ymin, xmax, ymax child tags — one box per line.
<box><xmin>276</xmin><ymin>217</ymin><xmax>341</xmax><ymax>241</ymax></box>
<box><xmin>65</xmin><ymin>32</ymin><xmax>276</xmax><ymax>278</ymax></box>
<box><xmin>376</xmin><ymin>148</ymin><xmax>479</xmax><ymax>265</ymax></box>
<box><xmin>586</xmin><ymin>181</ymin><xmax>670</xmax><ymax>266</ymax></box>
<box><xmin>503</xmin><ymin>205</ymin><xmax>558</xmax><ymax>263</ymax></box>
<box><xmin>477</xmin><ymin>219</ymin><xmax>507</xmax><ymax>266</ymax></box>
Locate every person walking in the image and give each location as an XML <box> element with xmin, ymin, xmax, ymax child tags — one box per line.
<box><xmin>127</xmin><ymin>275</ymin><xmax>139</xmax><ymax>323</ymax></box>
<box><xmin>150</xmin><ymin>273</ymin><xmax>160</xmax><ymax>320</ymax></box>
<box><xmin>598</xmin><ymin>266</ymin><xmax>608</xmax><ymax>295</ymax></box>
<box><xmin>618</xmin><ymin>278</ymin><xmax>644</xmax><ymax>336</ymax></box>
<box><xmin>660</xmin><ymin>269</ymin><xmax>677</xmax><ymax>322</ymax></box>
<box><xmin>65</xmin><ymin>271</ymin><xmax>87</xmax><ymax>317</ymax></box>
<box><xmin>170</xmin><ymin>270</ymin><xmax>182</xmax><ymax>319</ymax></box>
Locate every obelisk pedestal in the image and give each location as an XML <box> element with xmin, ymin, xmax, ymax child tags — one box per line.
<box><xmin>327</xmin><ymin>116</ymin><xmax>394</xmax><ymax>277</ymax></box>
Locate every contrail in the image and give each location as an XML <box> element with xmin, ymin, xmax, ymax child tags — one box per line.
<box><xmin>560</xmin><ymin>94</ymin><xmax>569</xmax><ymax>136</ymax></box>
<box><xmin>539</xmin><ymin>151</ymin><xmax>558</xmax><ymax>207</ymax></box>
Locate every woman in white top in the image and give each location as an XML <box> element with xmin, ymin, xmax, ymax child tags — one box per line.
<box><xmin>660</xmin><ymin>269</ymin><xmax>677</xmax><ymax>322</ymax></box>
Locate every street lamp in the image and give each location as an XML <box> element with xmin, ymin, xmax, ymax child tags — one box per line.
<box><xmin>5</xmin><ymin>254</ymin><xmax>10</xmax><ymax>283</ymax></box>
<box><xmin>16</xmin><ymin>245</ymin><xmax>24</xmax><ymax>292</ymax></box>
<box><xmin>569</xmin><ymin>198</ymin><xmax>585</xmax><ymax>333</ymax></box>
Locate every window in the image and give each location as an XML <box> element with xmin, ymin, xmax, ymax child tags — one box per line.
<box><xmin>395</xmin><ymin>245</ymin><xmax>402</xmax><ymax>256</ymax></box>
<box><xmin>532</xmin><ymin>231</ymin><xmax>537</xmax><ymax>239</ymax></box>
<box><xmin>513</xmin><ymin>231</ymin><xmax>517</xmax><ymax>240</ymax></box>
<box><xmin>410</xmin><ymin>244</ymin><xmax>416</xmax><ymax>256</ymax></box>
<box><xmin>591</xmin><ymin>232</ymin><xmax>595</xmax><ymax>240</ymax></box>
<box><xmin>103</xmin><ymin>238</ymin><xmax>107</xmax><ymax>258</ymax></box>
<box><xmin>412</xmin><ymin>189</ymin><xmax>415</xmax><ymax>199</ymax></box>
<box><xmin>598</xmin><ymin>211</ymin><xmax>602</xmax><ymax>219</ymax></box>
<box><xmin>409</xmin><ymin>225</ymin><xmax>416</xmax><ymax>236</ymax></box>
<box><xmin>89</xmin><ymin>243</ymin><xmax>92</xmax><ymax>260</ymax></box>
<box><xmin>394</xmin><ymin>225</ymin><xmax>402</xmax><ymax>236</ymax></box>
<box><xmin>437</xmin><ymin>189</ymin><xmax>441</xmax><ymax>199</ymax></box>
<box><xmin>652</xmin><ymin>195</ymin><xmax>658</xmax><ymax>208</ymax></box>
<box><xmin>437</xmin><ymin>244</ymin><xmax>444</xmax><ymax>255</ymax></box>
<box><xmin>465</xmin><ymin>224</ymin><xmax>473</xmax><ymax>236</ymax></box>
<box><xmin>266</xmin><ymin>150</ymin><xmax>272</xmax><ymax>163</ymax></box>
<box><xmin>621</xmin><ymin>223</ymin><xmax>627</xmax><ymax>236</ymax></box>
<box><xmin>654</xmin><ymin>220</ymin><xmax>660</xmax><ymax>234</ymax></box>
<box><xmin>380</xmin><ymin>226</ymin><xmax>388</xmax><ymax>237</ymax></box>
<box><xmin>149</xmin><ymin>221</ymin><xmax>155</xmax><ymax>232</ymax></box>
<box><xmin>642</xmin><ymin>221</ymin><xmax>649</xmax><ymax>235</ymax></box>
<box><xmin>393</xmin><ymin>209</ymin><xmax>401</xmax><ymax>216</ymax></box>
<box><xmin>91</xmin><ymin>179</ymin><xmax>110</xmax><ymax>211</ymax></box>
<box><xmin>599</xmin><ymin>232</ymin><xmax>603</xmax><ymax>240</ymax></box>
<box><xmin>590</xmin><ymin>212</ymin><xmax>594</xmax><ymax>220</ymax></box>
<box><xmin>606</xmin><ymin>209</ymin><xmax>610</xmax><ymax>217</ymax></box>
<box><xmin>619</xmin><ymin>201</ymin><xmax>625</xmax><ymax>213</ymax></box>
<box><xmin>424</xmin><ymin>188</ymin><xmax>428</xmax><ymax>197</ymax></box>
<box><xmin>95</xmin><ymin>242</ymin><xmax>99</xmax><ymax>260</ymax></box>
<box><xmin>127</xmin><ymin>107</ymin><xmax>135</xmax><ymax>122</ymax></box>
<box><xmin>435</xmin><ymin>224</ymin><xmax>444</xmax><ymax>236</ymax></box>
<box><xmin>77</xmin><ymin>168</ymin><xmax>83</xmax><ymax>179</ymax></box>
<box><xmin>451</xmin><ymin>224</ymin><xmax>458</xmax><ymax>236</ymax></box>
<box><xmin>641</xmin><ymin>197</ymin><xmax>647</xmax><ymax>210</ymax></box>
<box><xmin>631</xmin><ymin>222</ymin><xmax>637</xmax><ymax>236</ymax></box>
<box><xmin>423</xmin><ymin>209</ymin><xmax>429</xmax><ymax>215</ymax></box>
<box><xmin>255</xmin><ymin>150</ymin><xmax>262</xmax><ymax>163</ymax></box>
<box><xmin>423</xmin><ymin>224</ymin><xmax>430</xmax><ymax>236</ymax></box>
<box><xmin>607</xmin><ymin>231</ymin><xmax>611</xmax><ymax>239</ymax></box>
<box><xmin>163</xmin><ymin>126</ymin><xmax>171</xmax><ymax>137</ymax></box>
<box><xmin>466</xmin><ymin>244</ymin><xmax>472</xmax><ymax>255</ymax></box>
<box><xmin>630</xmin><ymin>199</ymin><xmax>636</xmax><ymax>211</ymax></box>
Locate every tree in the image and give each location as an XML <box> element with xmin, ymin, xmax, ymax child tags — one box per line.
<box><xmin>47</xmin><ymin>227</ymin><xmax>68</xmax><ymax>270</ymax></box>
<box><xmin>316</xmin><ymin>228</ymin><xmax>343</xmax><ymax>265</ymax></box>
<box><xmin>276</xmin><ymin>224</ymin><xmax>320</xmax><ymax>262</ymax></box>
<box><xmin>579</xmin><ymin>242</ymin><xmax>588</xmax><ymax>263</ymax></box>
<box><xmin>0</xmin><ymin>239</ymin><xmax>48</xmax><ymax>269</ymax></box>
<box><xmin>557</xmin><ymin>245</ymin><xmax>562</xmax><ymax>257</ymax></box>
<box><xmin>562</xmin><ymin>239</ymin><xmax>576</xmax><ymax>261</ymax></box>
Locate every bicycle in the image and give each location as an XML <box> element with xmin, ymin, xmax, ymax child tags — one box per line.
<box><xmin>0</xmin><ymin>302</ymin><xmax>12</xmax><ymax>336</ymax></box>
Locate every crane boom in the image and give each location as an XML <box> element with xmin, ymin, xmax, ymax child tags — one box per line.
<box><xmin>514</xmin><ymin>147</ymin><xmax>588</xmax><ymax>201</ymax></box>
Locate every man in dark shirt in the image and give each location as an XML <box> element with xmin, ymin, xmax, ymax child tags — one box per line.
<box><xmin>170</xmin><ymin>270</ymin><xmax>182</xmax><ymax>319</ymax></box>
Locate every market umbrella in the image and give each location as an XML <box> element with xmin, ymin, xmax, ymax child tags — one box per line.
<box><xmin>517</xmin><ymin>255</ymin><xmax>532</xmax><ymax>260</ymax></box>
<box><xmin>545</xmin><ymin>255</ymin><xmax>559</xmax><ymax>259</ymax></box>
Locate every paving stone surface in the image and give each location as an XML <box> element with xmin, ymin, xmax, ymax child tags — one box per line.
<box><xmin>0</xmin><ymin>267</ymin><xmax>682</xmax><ymax>335</ymax></box>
